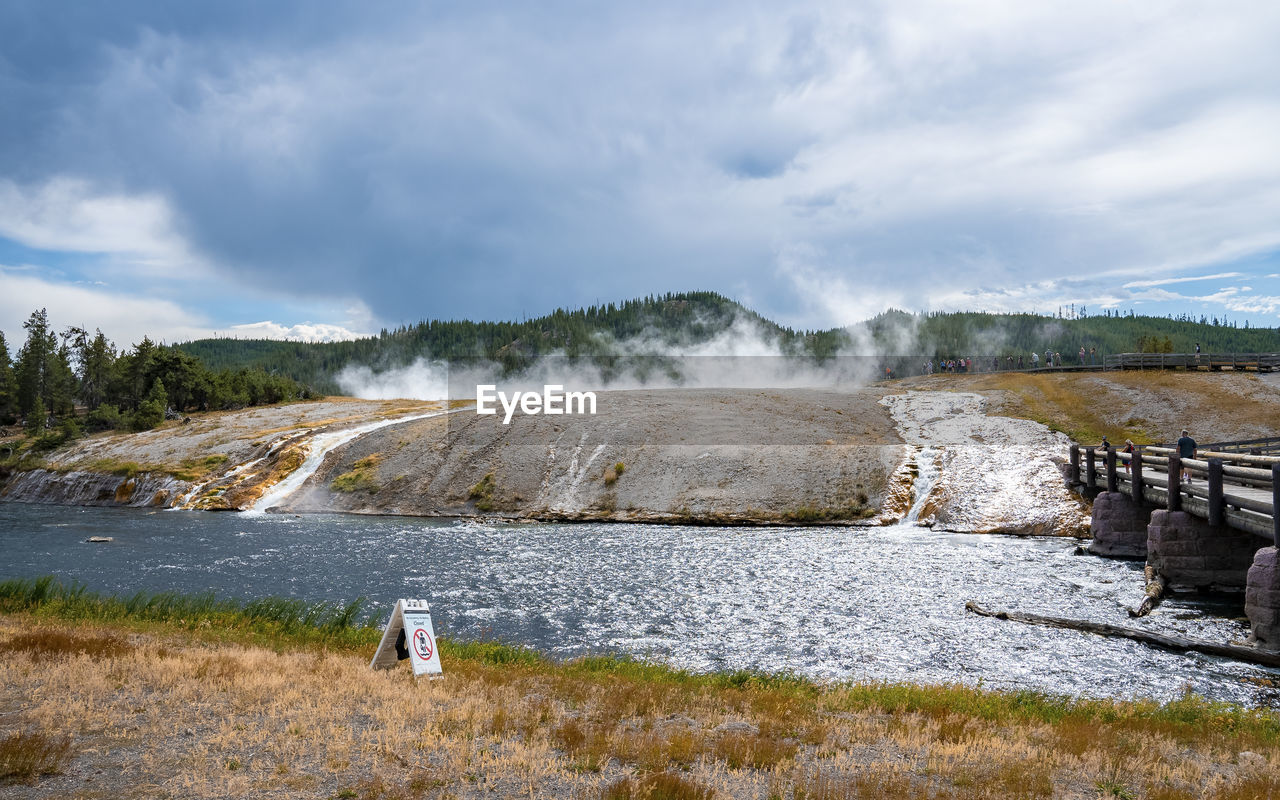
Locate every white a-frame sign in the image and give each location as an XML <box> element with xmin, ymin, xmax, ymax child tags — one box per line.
<box><xmin>370</xmin><ymin>599</ymin><xmax>443</xmax><ymax>677</ymax></box>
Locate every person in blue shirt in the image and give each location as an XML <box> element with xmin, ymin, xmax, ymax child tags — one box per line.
<box><xmin>1177</xmin><ymin>429</ymin><xmax>1196</xmax><ymax>484</ymax></box>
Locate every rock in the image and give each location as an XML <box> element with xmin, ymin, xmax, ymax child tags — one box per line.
<box><xmin>86</xmin><ymin>536</ymin><xmax>113</xmax><ymax>543</ymax></box>
<box><xmin>656</xmin><ymin>714</ymin><xmax>699</xmax><ymax>731</ymax></box>
<box><xmin>1238</xmin><ymin>751</ymin><xmax>1266</xmax><ymax>767</ymax></box>
<box><xmin>713</xmin><ymin>720</ymin><xmax>758</xmax><ymax>736</ymax></box>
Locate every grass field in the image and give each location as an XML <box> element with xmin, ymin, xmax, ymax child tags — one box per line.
<box><xmin>1</xmin><ymin>577</ymin><xmax>1279</xmax><ymax>798</ymax></box>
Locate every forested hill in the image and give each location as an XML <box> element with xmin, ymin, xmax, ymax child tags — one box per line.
<box><xmin>177</xmin><ymin>292</ymin><xmax>1280</xmax><ymax>393</ymax></box>
<box><xmin>180</xmin><ymin>293</ymin><xmax>811</xmax><ymax>393</ymax></box>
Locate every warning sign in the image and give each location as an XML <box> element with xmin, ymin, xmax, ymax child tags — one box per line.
<box><xmin>412</xmin><ymin>627</ymin><xmax>434</xmax><ymax>661</ymax></box>
<box><xmin>369</xmin><ymin>599</ymin><xmax>443</xmax><ymax>678</ymax></box>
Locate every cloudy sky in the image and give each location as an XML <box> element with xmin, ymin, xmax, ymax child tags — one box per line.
<box><xmin>2</xmin><ymin>1</ymin><xmax>1279</xmax><ymax>347</ymax></box>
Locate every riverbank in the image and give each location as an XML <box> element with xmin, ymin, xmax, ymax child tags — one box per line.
<box><xmin>2</xmin><ymin>579</ymin><xmax>1278</xmax><ymax>799</ymax></box>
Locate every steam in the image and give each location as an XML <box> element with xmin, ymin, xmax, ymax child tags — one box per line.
<box><xmin>333</xmin><ymin>309</ymin><xmax>1059</xmax><ymax>401</ymax></box>
<box><xmin>337</xmin><ymin>359</ymin><xmax>450</xmax><ymax>400</ymax></box>
<box><xmin>336</xmin><ymin>314</ymin><xmax>880</xmax><ymax>400</ymax></box>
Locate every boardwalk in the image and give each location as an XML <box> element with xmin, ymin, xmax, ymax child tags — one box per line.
<box><xmin>1071</xmin><ymin>441</ymin><xmax>1279</xmax><ymax>542</ymax></box>
<box><xmin>1105</xmin><ymin>352</ymin><xmax>1279</xmax><ymax>372</ymax></box>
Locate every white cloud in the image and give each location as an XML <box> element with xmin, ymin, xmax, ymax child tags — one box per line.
<box><xmin>1122</xmin><ymin>272</ymin><xmax>1245</xmax><ymax>289</ymax></box>
<box><xmin>0</xmin><ymin>267</ymin><xmax>216</xmax><ymax>347</ymax></box>
<box><xmin>228</xmin><ymin>320</ymin><xmax>368</xmax><ymax>342</ymax></box>
<box><xmin>0</xmin><ymin>178</ymin><xmax>204</xmax><ymax>275</ymax></box>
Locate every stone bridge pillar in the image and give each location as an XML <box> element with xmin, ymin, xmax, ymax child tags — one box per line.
<box><xmin>1246</xmin><ymin>549</ymin><xmax>1280</xmax><ymax>651</ymax></box>
<box><xmin>1146</xmin><ymin>510</ymin><xmax>1259</xmax><ymax>592</ymax></box>
<box><xmin>1088</xmin><ymin>491</ymin><xmax>1148</xmax><ymax>558</ymax></box>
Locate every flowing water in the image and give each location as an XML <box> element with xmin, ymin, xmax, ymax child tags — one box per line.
<box><xmin>248</xmin><ymin>410</ymin><xmax>449</xmax><ymax>513</ymax></box>
<box><xmin>2</xmin><ymin>502</ymin><xmax>1275</xmax><ymax>707</ymax></box>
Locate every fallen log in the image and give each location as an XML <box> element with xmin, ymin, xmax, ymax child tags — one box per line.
<box><xmin>964</xmin><ymin>601</ymin><xmax>1280</xmax><ymax>669</ymax></box>
<box><xmin>1128</xmin><ymin>565</ymin><xmax>1166</xmax><ymax>618</ymax></box>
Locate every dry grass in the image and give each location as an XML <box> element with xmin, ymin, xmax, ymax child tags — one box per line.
<box><xmin>1</xmin><ymin>609</ymin><xmax>1278</xmax><ymax>798</ymax></box>
<box><xmin>0</xmin><ymin>628</ymin><xmax>134</xmax><ymax>661</ymax></box>
<box><xmin>913</xmin><ymin>371</ymin><xmax>1280</xmax><ymax>445</ymax></box>
<box><xmin>0</xmin><ymin>730</ymin><xmax>73</xmax><ymax>784</ymax></box>
<box><xmin>602</xmin><ymin>771</ymin><xmax>715</xmax><ymax>799</ymax></box>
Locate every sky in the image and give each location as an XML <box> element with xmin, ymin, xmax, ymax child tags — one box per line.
<box><xmin>2</xmin><ymin>1</ymin><xmax>1279</xmax><ymax>348</ymax></box>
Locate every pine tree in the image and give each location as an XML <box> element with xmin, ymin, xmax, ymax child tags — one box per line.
<box><xmin>74</xmin><ymin>329</ymin><xmax>116</xmax><ymax>410</ymax></box>
<box><xmin>15</xmin><ymin>308</ymin><xmax>54</xmax><ymax>416</ymax></box>
<box><xmin>25</xmin><ymin>396</ymin><xmax>46</xmax><ymax>436</ymax></box>
<box><xmin>131</xmin><ymin>378</ymin><xmax>166</xmax><ymax>431</ymax></box>
<box><xmin>0</xmin><ymin>331</ymin><xmax>16</xmax><ymax>424</ymax></box>
<box><xmin>47</xmin><ymin>341</ymin><xmax>77</xmax><ymax>417</ymax></box>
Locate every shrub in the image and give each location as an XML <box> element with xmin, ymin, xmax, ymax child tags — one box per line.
<box><xmin>86</xmin><ymin>404</ymin><xmax>123</xmax><ymax>431</ymax></box>
<box><xmin>468</xmin><ymin>472</ymin><xmax>496</xmax><ymax>511</ymax></box>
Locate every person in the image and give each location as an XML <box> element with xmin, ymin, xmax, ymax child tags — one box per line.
<box><xmin>1194</xmin><ymin>342</ymin><xmax>1201</xmax><ymax>365</ymax></box>
<box><xmin>1177</xmin><ymin>429</ymin><xmax>1196</xmax><ymax>484</ymax></box>
<box><xmin>1031</xmin><ymin>351</ymin><xmax>1039</xmax><ymax>368</ymax></box>
<box><xmin>1122</xmin><ymin>439</ymin><xmax>1135</xmax><ymax>474</ymax></box>
<box><xmin>1079</xmin><ymin>347</ymin><xmax>1087</xmax><ymax>365</ymax></box>
<box><xmin>1044</xmin><ymin>349</ymin><xmax>1052</xmax><ymax>367</ymax></box>
<box><xmin>1089</xmin><ymin>347</ymin><xmax>1097</xmax><ymax>365</ymax></box>
<box><xmin>1099</xmin><ymin>435</ymin><xmax>1111</xmax><ymax>453</ymax></box>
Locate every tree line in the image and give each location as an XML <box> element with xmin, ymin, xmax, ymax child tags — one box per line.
<box><xmin>0</xmin><ymin>309</ymin><xmax>319</xmax><ymax>449</ymax></box>
<box><xmin>175</xmin><ymin>293</ymin><xmax>1279</xmax><ymax>392</ymax></box>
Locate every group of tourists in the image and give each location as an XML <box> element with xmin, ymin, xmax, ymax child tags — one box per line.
<box><xmin>923</xmin><ymin>345</ymin><xmax>1099</xmax><ymax>375</ymax></box>
<box><xmin>1094</xmin><ymin>429</ymin><xmax>1197</xmax><ymax>483</ymax></box>
<box><xmin>926</xmin><ymin>358</ymin><xmax>973</xmax><ymax>374</ymax></box>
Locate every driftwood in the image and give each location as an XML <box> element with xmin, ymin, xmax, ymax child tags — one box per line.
<box><xmin>964</xmin><ymin>601</ymin><xmax>1280</xmax><ymax>669</ymax></box>
<box><xmin>1128</xmin><ymin>565</ymin><xmax>1166</xmax><ymax>618</ymax></box>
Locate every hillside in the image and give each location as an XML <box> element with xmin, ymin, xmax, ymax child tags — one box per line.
<box><xmin>177</xmin><ymin>293</ymin><xmax>1280</xmax><ymax>394</ymax></box>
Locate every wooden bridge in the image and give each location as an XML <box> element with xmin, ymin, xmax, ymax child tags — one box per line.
<box><xmin>1070</xmin><ymin>437</ymin><xmax>1280</xmax><ymax>543</ymax></box>
<box><xmin>1103</xmin><ymin>352</ymin><xmax>1279</xmax><ymax>372</ymax></box>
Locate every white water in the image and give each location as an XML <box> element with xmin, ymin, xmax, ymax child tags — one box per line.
<box><xmin>246</xmin><ymin>410</ymin><xmax>449</xmax><ymax>514</ymax></box>
<box><xmin>880</xmin><ymin>391</ymin><xmax>1089</xmax><ymax>534</ymax></box>
<box><xmin>905</xmin><ymin>446</ymin><xmax>940</xmax><ymax>524</ymax></box>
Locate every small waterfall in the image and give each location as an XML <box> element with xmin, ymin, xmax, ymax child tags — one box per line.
<box><xmin>246</xmin><ymin>410</ymin><xmax>449</xmax><ymax>514</ymax></box>
<box><xmin>905</xmin><ymin>446</ymin><xmax>940</xmax><ymax>525</ymax></box>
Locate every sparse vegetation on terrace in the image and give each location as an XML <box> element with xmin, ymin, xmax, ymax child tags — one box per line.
<box><xmin>331</xmin><ymin>454</ymin><xmax>382</xmax><ymax>494</ymax></box>
<box><xmin>783</xmin><ymin>502</ymin><xmax>876</xmax><ymax>523</ymax></box>
<box><xmin>468</xmin><ymin>471</ymin><xmax>497</xmax><ymax>511</ymax></box>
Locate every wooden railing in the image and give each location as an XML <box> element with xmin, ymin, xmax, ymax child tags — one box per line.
<box><xmin>1070</xmin><ymin>442</ymin><xmax>1280</xmax><ymax>544</ymax></box>
<box><xmin>1104</xmin><ymin>352</ymin><xmax>1280</xmax><ymax>372</ymax></box>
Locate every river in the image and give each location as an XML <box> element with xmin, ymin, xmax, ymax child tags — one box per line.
<box><xmin>2</xmin><ymin>501</ymin><xmax>1276</xmax><ymax>707</ymax></box>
